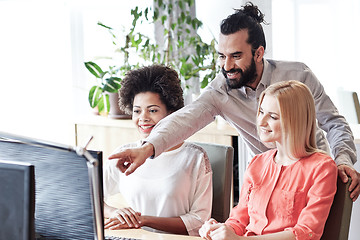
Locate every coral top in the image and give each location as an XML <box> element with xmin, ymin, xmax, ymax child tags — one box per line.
<box><xmin>226</xmin><ymin>149</ymin><xmax>338</xmax><ymax>240</ymax></box>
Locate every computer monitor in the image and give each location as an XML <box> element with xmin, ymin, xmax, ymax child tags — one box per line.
<box><xmin>0</xmin><ymin>132</ymin><xmax>104</xmax><ymax>240</ymax></box>
<box><xmin>0</xmin><ymin>160</ymin><xmax>35</xmax><ymax>240</ymax></box>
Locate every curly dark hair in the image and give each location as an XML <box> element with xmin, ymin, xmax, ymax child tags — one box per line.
<box><xmin>119</xmin><ymin>64</ymin><xmax>184</xmax><ymax>115</ymax></box>
<box><xmin>220</xmin><ymin>1</ymin><xmax>267</xmax><ymax>53</ymax></box>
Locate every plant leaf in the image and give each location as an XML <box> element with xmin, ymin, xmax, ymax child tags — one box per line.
<box><xmin>103</xmin><ymin>77</ymin><xmax>122</xmax><ymax>93</ymax></box>
<box><xmin>179</xmin><ymin>1</ymin><xmax>184</xmax><ymax>9</ymax></box>
<box><xmin>84</xmin><ymin>62</ymin><xmax>104</xmax><ymax>79</ymax></box>
<box><xmin>97</xmin><ymin>22</ymin><xmax>113</xmax><ymax>30</ymax></box>
<box><xmin>97</xmin><ymin>93</ymin><xmax>110</xmax><ymax>114</ymax></box>
<box><xmin>144</xmin><ymin>8</ymin><xmax>149</xmax><ymax>21</ymax></box>
<box><xmin>88</xmin><ymin>86</ymin><xmax>103</xmax><ymax>108</ymax></box>
<box><xmin>161</xmin><ymin>15</ymin><xmax>167</xmax><ymax>24</ymax></box>
<box><xmin>201</xmin><ymin>75</ymin><xmax>209</xmax><ymax>88</ymax></box>
<box><xmin>154</xmin><ymin>7</ymin><xmax>159</xmax><ymax>20</ymax></box>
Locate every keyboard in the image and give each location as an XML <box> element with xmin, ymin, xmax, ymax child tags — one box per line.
<box><xmin>105</xmin><ymin>235</ymin><xmax>140</xmax><ymax>240</ymax></box>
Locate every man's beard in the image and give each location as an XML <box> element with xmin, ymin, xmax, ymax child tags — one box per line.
<box><xmin>222</xmin><ymin>58</ymin><xmax>257</xmax><ymax>89</ymax></box>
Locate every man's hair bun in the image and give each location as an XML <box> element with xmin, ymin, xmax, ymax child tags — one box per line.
<box><xmin>241</xmin><ymin>2</ymin><xmax>265</xmax><ymax>24</ymax></box>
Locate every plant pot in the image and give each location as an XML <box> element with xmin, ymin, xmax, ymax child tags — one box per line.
<box><xmin>108</xmin><ymin>92</ymin><xmax>132</xmax><ymax>119</ymax></box>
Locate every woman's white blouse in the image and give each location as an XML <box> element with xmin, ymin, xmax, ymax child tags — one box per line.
<box><xmin>103</xmin><ymin>141</ymin><xmax>213</xmax><ymax>236</ymax></box>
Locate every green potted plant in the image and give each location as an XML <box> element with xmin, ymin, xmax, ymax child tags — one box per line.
<box><xmin>84</xmin><ymin>0</ymin><xmax>219</xmax><ymax>116</ymax></box>
<box><xmin>84</xmin><ymin>22</ymin><xmax>140</xmax><ymax>118</ymax></box>
<box><xmin>84</xmin><ymin>61</ymin><xmax>126</xmax><ymax>117</ymax></box>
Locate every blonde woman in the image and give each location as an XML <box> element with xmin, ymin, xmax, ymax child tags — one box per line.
<box><xmin>199</xmin><ymin>80</ymin><xmax>338</xmax><ymax>240</ymax></box>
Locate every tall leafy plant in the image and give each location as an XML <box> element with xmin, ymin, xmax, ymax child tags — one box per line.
<box><xmin>132</xmin><ymin>0</ymin><xmax>219</xmax><ymax>89</ymax></box>
<box><xmin>84</xmin><ymin>22</ymin><xmax>145</xmax><ymax>114</ymax></box>
<box><xmin>84</xmin><ymin>0</ymin><xmax>219</xmax><ymax>114</ymax></box>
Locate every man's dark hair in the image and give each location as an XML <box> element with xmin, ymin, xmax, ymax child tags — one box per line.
<box><xmin>220</xmin><ymin>1</ymin><xmax>266</xmax><ymax>53</ymax></box>
<box><xmin>119</xmin><ymin>64</ymin><xmax>184</xmax><ymax>114</ymax></box>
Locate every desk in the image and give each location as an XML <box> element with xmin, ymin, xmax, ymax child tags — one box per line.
<box><xmin>105</xmin><ymin>228</ymin><xmax>201</xmax><ymax>240</ymax></box>
<box><xmin>104</xmin><ymin>194</ymin><xmax>202</xmax><ymax>240</ymax></box>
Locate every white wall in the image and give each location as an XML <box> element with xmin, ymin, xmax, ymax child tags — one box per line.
<box><xmin>272</xmin><ymin>0</ymin><xmax>360</xmax><ymax>107</ymax></box>
<box><xmin>0</xmin><ymin>0</ymin><xmax>150</xmax><ymax>145</ymax></box>
<box><xmin>0</xmin><ymin>0</ymin><xmax>73</xmax><ymax>144</ymax></box>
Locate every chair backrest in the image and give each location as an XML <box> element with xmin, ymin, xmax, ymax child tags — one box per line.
<box><xmin>193</xmin><ymin>142</ymin><xmax>234</xmax><ymax>222</ymax></box>
<box><xmin>320</xmin><ymin>177</ymin><xmax>353</xmax><ymax>240</ymax></box>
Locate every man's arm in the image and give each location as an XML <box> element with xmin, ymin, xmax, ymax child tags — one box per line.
<box><xmin>303</xmin><ymin>67</ymin><xmax>359</xmax><ymax>200</ymax></box>
<box><xmin>146</xmin><ymin>92</ymin><xmax>219</xmax><ymax>157</ymax></box>
<box><xmin>307</xmin><ymin>75</ymin><xmax>357</xmax><ymax>166</ymax></box>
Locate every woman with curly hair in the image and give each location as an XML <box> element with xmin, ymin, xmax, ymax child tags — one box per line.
<box><xmin>103</xmin><ymin>64</ymin><xmax>213</xmax><ymax>236</ymax></box>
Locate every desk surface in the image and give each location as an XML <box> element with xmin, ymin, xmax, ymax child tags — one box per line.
<box><xmin>105</xmin><ymin>228</ymin><xmax>201</xmax><ymax>240</ymax></box>
<box><xmin>105</xmin><ymin>194</ymin><xmax>202</xmax><ymax>239</ymax></box>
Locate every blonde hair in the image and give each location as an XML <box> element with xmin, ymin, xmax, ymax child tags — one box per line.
<box><xmin>257</xmin><ymin>80</ymin><xmax>320</xmax><ymax>158</ymax></box>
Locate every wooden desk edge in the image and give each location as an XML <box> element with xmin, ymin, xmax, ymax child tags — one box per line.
<box><xmin>105</xmin><ymin>228</ymin><xmax>202</xmax><ymax>240</ymax></box>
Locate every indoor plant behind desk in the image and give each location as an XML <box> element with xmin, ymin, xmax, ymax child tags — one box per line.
<box><xmin>84</xmin><ymin>1</ymin><xmax>220</xmax><ymax>119</ymax></box>
<box><xmin>84</xmin><ymin>61</ymin><xmax>131</xmax><ymax>119</ymax></box>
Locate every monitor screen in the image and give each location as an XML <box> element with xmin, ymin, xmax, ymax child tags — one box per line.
<box><xmin>0</xmin><ymin>132</ymin><xmax>104</xmax><ymax>240</ymax></box>
<box><xmin>0</xmin><ymin>160</ymin><xmax>35</xmax><ymax>240</ymax></box>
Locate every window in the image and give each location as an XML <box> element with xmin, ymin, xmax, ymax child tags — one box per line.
<box><xmin>0</xmin><ymin>0</ymin><xmax>150</xmax><ymax>145</ymax></box>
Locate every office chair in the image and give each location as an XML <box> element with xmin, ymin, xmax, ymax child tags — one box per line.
<box><xmin>320</xmin><ymin>177</ymin><xmax>353</xmax><ymax>240</ymax></box>
<box><xmin>193</xmin><ymin>142</ymin><xmax>234</xmax><ymax>222</ymax></box>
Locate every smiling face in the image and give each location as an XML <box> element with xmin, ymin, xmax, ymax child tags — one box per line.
<box><xmin>218</xmin><ymin>30</ymin><xmax>261</xmax><ymax>89</ymax></box>
<box><xmin>257</xmin><ymin>94</ymin><xmax>282</xmax><ymax>145</ymax></box>
<box><xmin>132</xmin><ymin>91</ymin><xmax>170</xmax><ymax>138</ymax></box>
